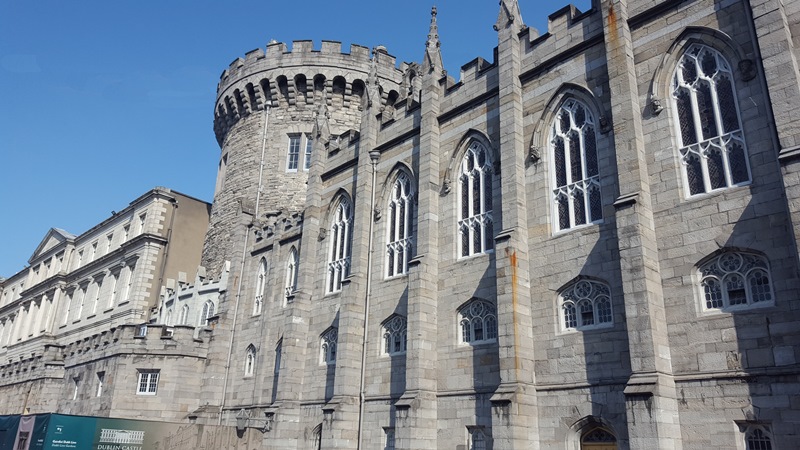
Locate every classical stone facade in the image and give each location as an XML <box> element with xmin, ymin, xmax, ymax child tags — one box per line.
<box><xmin>4</xmin><ymin>0</ymin><xmax>800</xmax><ymax>449</ymax></box>
<box><xmin>0</xmin><ymin>188</ymin><xmax>211</xmax><ymax>420</ymax></box>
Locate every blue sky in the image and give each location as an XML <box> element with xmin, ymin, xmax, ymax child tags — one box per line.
<box><xmin>0</xmin><ymin>0</ymin><xmax>590</xmax><ymax>278</ymax></box>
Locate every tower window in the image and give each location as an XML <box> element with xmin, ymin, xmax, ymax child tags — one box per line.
<box><xmin>287</xmin><ymin>134</ymin><xmax>301</xmax><ymax>172</ymax></box>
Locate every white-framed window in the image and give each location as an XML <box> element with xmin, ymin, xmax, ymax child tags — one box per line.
<box><xmin>244</xmin><ymin>344</ymin><xmax>256</xmax><ymax>377</ymax></box>
<box><xmin>458</xmin><ymin>299</ymin><xmax>497</xmax><ymax>345</ymax></box>
<box><xmin>74</xmin><ymin>285</ymin><xmax>87</xmax><ymax>321</ymax></box>
<box><xmin>458</xmin><ymin>141</ymin><xmax>493</xmax><ymax>257</ymax></box>
<box><xmin>120</xmin><ymin>264</ymin><xmax>135</xmax><ymax>303</ymax></box>
<box><xmin>304</xmin><ymin>134</ymin><xmax>313</xmax><ymax>171</ymax></box>
<box><xmin>698</xmin><ymin>251</ymin><xmax>774</xmax><ymax>312</ymax></box>
<box><xmin>90</xmin><ymin>279</ymin><xmax>102</xmax><ymax>315</ymax></box>
<box><xmin>743</xmin><ymin>424</ymin><xmax>774</xmax><ymax>450</ymax></box>
<box><xmin>285</xmin><ymin>247</ymin><xmax>298</xmax><ymax>298</ymax></box>
<box><xmin>200</xmin><ymin>300</ymin><xmax>215</xmax><ymax>326</ymax></box>
<box><xmin>62</xmin><ymin>290</ymin><xmax>74</xmax><ymax>326</ymax></box>
<box><xmin>138</xmin><ymin>213</ymin><xmax>147</xmax><ymax>235</ymax></box>
<box><xmin>382</xmin><ymin>315</ymin><xmax>407</xmax><ymax>356</ymax></box>
<box><xmin>96</xmin><ymin>371</ymin><xmax>105</xmax><ymax>397</ymax></box>
<box><xmin>72</xmin><ymin>377</ymin><xmax>80</xmax><ymax>400</ymax></box>
<box><xmin>551</xmin><ymin>99</ymin><xmax>602</xmax><ymax>231</ymax></box>
<box><xmin>287</xmin><ymin>134</ymin><xmax>301</xmax><ymax>171</ymax></box>
<box><xmin>107</xmin><ymin>272</ymin><xmax>118</xmax><ymax>309</ymax></box>
<box><xmin>468</xmin><ymin>427</ymin><xmax>487</xmax><ymax>450</ymax></box>
<box><xmin>384</xmin><ymin>427</ymin><xmax>396</xmax><ymax>450</ymax></box>
<box><xmin>165</xmin><ymin>309</ymin><xmax>173</xmax><ymax>326</ymax></box>
<box><xmin>560</xmin><ymin>279</ymin><xmax>613</xmax><ymax>331</ymax></box>
<box><xmin>136</xmin><ymin>369</ymin><xmax>159</xmax><ymax>395</ymax></box>
<box><xmin>179</xmin><ymin>304</ymin><xmax>190</xmax><ymax>325</ymax></box>
<box><xmin>254</xmin><ymin>257</ymin><xmax>267</xmax><ymax>315</ymax></box>
<box><xmin>326</xmin><ymin>196</ymin><xmax>353</xmax><ymax>294</ymax></box>
<box><xmin>320</xmin><ymin>328</ymin><xmax>338</xmax><ymax>365</ymax></box>
<box><xmin>672</xmin><ymin>44</ymin><xmax>750</xmax><ymax>196</ymax></box>
<box><xmin>386</xmin><ymin>172</ymin><xmax>414</xmax><ymax>277</ymax></box>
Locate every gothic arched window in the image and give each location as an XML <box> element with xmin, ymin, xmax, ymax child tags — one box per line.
<box><xmin>458</xmin><ymin>141</ymin><xmax>494</xmax><ymax>257</ymax></box>
<box><xmin>458</xmin><ymin>299</ymin><xmax>497</xmax><ymax>345</ymax></box>
<box><xmin>285</xmin><ymin>247</ymin><xmax>298</xmax><ymax>299</ymax></box>
<box><xmin>254</xmin><ymin>258</ymin><xmax>267</xmax><ymax>315</ymax></box>
<box><xmin>672</xmin><ymin>44</ymin><xmax>750</xmax><ymax>196</ymax></box>
<box><xmin>698</xmin><ymin>251</ymin><xmax>773</xmax><ymax>312</ymax></box>
<box><xmin>386</xmin><ymin>172</ymin><xmax>415</xmax><ymax>277</ymax></box>
<box><xmin>739</xmin><ymin>423</ymin><xmax>772</xmax><ymax>450</ymax></box>
<box><xmin>244</xmin><ymin>344</ymin><xmax>256</xmax><ymax>377</ymax></box>
<box><xmin>320</xmin><ymin>328</ymin><xmax>338</xmax><ymax>365</ymax></box>
<box><xmin>179</xmin><ymin>304</ymin><xmax>189</xmax><ymax>325</ymax></box>
<box><xmin>200</xmin><ymin>300</ymin><xmax>215</xmax><ymax>326</ymax></box>
<box><xmin>560</xmin><ymin>279</ymin><xmax>613</xmax><ymax>331</ymax></box>
<box><xmin>551</xmin><ymin>99</ymin><xmax>602</xmax><ymax>231</ymax></box>
<box><xmin>382</xmin><ymin>315</ymin><xmax>407</xmax><ymax>356</ymax></box>
<box><xmin>326</xmin><ymin>196</ymin><xmax>353</xmax><ymax>294</ymax></box>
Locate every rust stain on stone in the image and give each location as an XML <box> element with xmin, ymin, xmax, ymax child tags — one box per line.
<box><xmin>507</xmin><ymin>248</ymin><xmax>520</xmax><ymax>374</ymax></box>
<box><xmin>607</xmin><ymin>2</ymin><xmax>618</xmax><ymax>45</ymax></box>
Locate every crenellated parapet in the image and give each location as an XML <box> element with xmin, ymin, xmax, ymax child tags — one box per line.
<box><xmin>213</xmin><ymin>40</ymin><xmax>406</xmax><ymax>146</ymax></box>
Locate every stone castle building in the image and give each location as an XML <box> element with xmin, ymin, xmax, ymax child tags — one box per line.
<box><xmin>2</xmin><ymin>0</ymin><xmax>800</xmax><ymax>449</ymax></box>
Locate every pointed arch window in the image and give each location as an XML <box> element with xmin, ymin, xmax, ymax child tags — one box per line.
<box><xmin>244</xmin><ymin>344</ymin><xmax>256</xmax><ymax>377</ymax></box>
<box><xmin>179</xmin><ymin>304</ymin><xmax>190</xmax><ymax>325</ymax></box>
<box><xmin>551</xmin><ymin>99</ymin><xmax>602</xmax><ymax>231</ymax></box>
<box><xmin>672</xmin><ymin>44</ymin><xmax>750</xmax><ymax>196</ymax></box>
<box><xmin>382</xmin><ymin>315</ymin><xmax>407</xmax><ymax>356</ymax></box>
<box><xmin>386</xmin><ymin>172</ymin><xmax>415</xmax><ymax>277</ymax></box>
<box><xmin>200</xmin><ymin>300</ymin><xmax>215</xmax><ymax>326</ymax></box>
<box><xmin>285</xmin><ymin>247</ymin><xmax>298</xmax><ymax>298</ymax></box>
<box><xmin>560</xmin><ymin>280</ymin><xmax>613</xmax><ymax>331</ymax></box>
<box><xmin>320</xmin><ymin>328</ymin><xmax>338</xmax><ymax>365</ymax></box>
<box><xmin>254</xmin><ymin>258</ymin><xmax>267</xmax><ymax>315</ymax></box>
<box><xmin>698</xmin><ymin>251</ymin><xmax>773</xmax><ymax>312</ymax></box>
<box><xmin>458</xmin><ymin>299</ymin><xmax>497</xmax><ymax>345</ymax></box>
<box><xmin>743</xmin><ymin>424</ymin><xmax>773</xmax><ymax>450</ymax></box>
<box><xmin>458</xmin><ymin>141</ymin><xmax>494</xmax><ymax>257</ymax></box>
<box><xmin>326</xmin><ymin>196</ymin><xmax>353</xmax><ymax>294</ymax></box>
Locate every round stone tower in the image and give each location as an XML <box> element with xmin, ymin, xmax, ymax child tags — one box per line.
<box><xmin>202</xmin><ymin>40</ymin><xmax>404</xmax><ymax>275</ymax></box>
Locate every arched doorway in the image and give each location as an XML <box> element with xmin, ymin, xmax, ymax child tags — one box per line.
<box><xmin>581</xmin><ymin>427</ymin><xmax>617</xmax><ymax>450</ymax></box>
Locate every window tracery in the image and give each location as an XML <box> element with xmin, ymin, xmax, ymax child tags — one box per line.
<box><xmin>550</xmin><ymin>99</ymin><xmax>602</xmax><ymax>231</ymax></box>
<box><xmin>458</xmin><ymin>141</ymin><xmax>493</xmax><ymax>257</ymax></box>
<box><xmin>698</xmin><ymin>251</ymin><xmax>773</xmax><ymax>311</ymax></box>
<box><xmin>560</xmin><ymin>279</ymin><xmax>613</xmax><ymax>331</ymax></box>
<box><xmin>672</xmin><ymin>44</ymin><xmax>750</xmax><ymax>196</ymax></box>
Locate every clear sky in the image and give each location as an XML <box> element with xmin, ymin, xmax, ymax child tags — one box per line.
<box><xmin>0</xmin><ymin>0</ymin><xmax>591</xmax><ymax>278</ymax></box>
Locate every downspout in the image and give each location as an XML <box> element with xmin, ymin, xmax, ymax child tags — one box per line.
<box><xmin>156</xmin><ymin>197</ymin><xmax>178</xmax><ymax>316</ymax></box>
<box><xmin>357</xmin><ymin>149</ymin><xmax>380</xmax><ymax>449</ymax></box>
<box><xmin>219</xmin><ymin>105</ymin><xmax>271</xmax><ymax>425</ymax></box>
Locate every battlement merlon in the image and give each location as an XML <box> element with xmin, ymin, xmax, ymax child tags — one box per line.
<box><xmin>216</xmin><ymin>40</ymin><xmax>405</xmax><ymax>100</ymax></box>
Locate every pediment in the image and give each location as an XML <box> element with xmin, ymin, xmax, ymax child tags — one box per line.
<box><xmin>30</xmin><ymin>228</ymin><xmax>74</xmax><ymax>262</ymax></box>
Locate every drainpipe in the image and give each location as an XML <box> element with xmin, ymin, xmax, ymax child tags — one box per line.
<box><xmin>357</xmin><ymin>149</ymin><xmax>380</xmax><ymax>449</ymax></box>
<box><xmin>219</xmin><ymin>106</ymin><xmax>270</xmax><ymax>425</ymax></box>
<box><xmin>155</xmin><ymin>197</ymin><xmax>178</xmax><ymax>319</ymax></box>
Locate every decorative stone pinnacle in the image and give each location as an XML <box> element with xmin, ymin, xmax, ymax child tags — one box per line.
<box><xmin>423</xmin><ymin>5</ymin><xmax>444</xmax><ymax>74</ymax></box>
